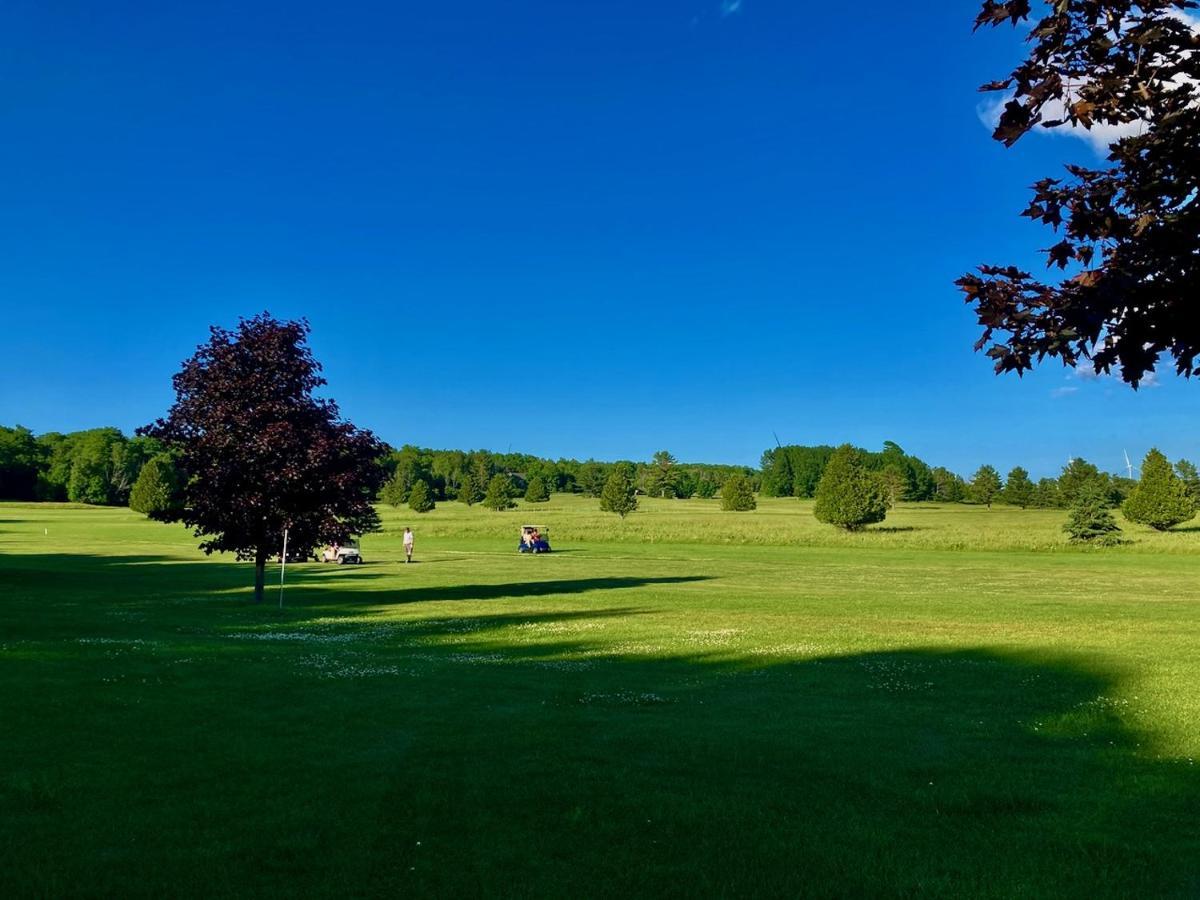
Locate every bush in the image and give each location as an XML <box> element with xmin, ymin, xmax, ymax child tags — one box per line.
<box><xmin>380</xmin><ymin>472</ymin><xmax>408</xmax><ymax>508</ymax></box>
<box><xmin>482</xmin><ymin>475</ymin><xmax>515</xmax><ymax>511</ymax></box>
<box><xmin>813</xmin><ymin>445</ymin><xmax>888</xmax><ymax>531</ymax></box>
<box><xmin>720</xmin><ymin>475</ymin><xmax>757</xmax><ymax>511</ymax></box>
<box><xmin>1122</xmin><ymin>449</ymin><xmax>1196</xmax><ymax>531</ymax></box>
<box><xmin>599</xmin><ymin>469</ymin><xmax>638</xmax><ymax>518</ymax></box>
<box><xmin>407</xmin><ymin>479</ymin><xmax>435</xmax><ymax>513</ymax></box>
<box><xmin>128</xmin><ymin>455</ymin><xmax>182</xmax><ymax>517</ymax></box>
<box><xmin>524</xmin><ymin>476</ymin><xmax>549</xmax><ymax>503</ymax></box>
<box><xmin>1064</xmin><ymin>483</ymin><xmax>1122</xmax><ymax>544</ymax></box>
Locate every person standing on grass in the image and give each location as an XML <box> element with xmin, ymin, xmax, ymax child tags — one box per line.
<box><xmin>403</xmin><ymin>526</ymin><xmax>414</xmax><ymax>564</ymax></box>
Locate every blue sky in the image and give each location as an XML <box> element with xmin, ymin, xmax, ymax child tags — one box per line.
<box><xmin>1</xmin><ymin>0</ymin><xmax>1197</xmax><ymax>478</ymax></box>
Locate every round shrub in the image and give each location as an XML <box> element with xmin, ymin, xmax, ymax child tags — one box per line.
<box><xmin>813</xmin><ymin>444</ymin><xmax>888</xmax><ymax>531</ymax></box>
<box><xmin>524</xmin><ymin>476</ymin><xmax>550</xmax><ymax>503</ymax></box>
<box><xmin>720</xmin><ymin>474</ymin><xmax>757</xmax><ymax>511</ymax></box>
<box><xmin>129</xmin><ymin>454</ymin><xmax>182</xmax><ymax>518</ymax></box>
<box><xmin>1123</xmin><ymin>448</ymin><xmax>1195</xmax><ymax>531</ymax></box>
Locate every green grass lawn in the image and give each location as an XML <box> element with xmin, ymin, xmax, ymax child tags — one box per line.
<box><xmin>2</xmin><ymin>496</ymin><xmax>1198</xmax><ymax>897</ymax></box>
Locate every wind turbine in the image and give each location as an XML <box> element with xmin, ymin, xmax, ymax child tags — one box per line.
<box><xmin>1123</xmin><ymin>449</ymin><xmax>1138</xmax><ymax>480</ymax></box>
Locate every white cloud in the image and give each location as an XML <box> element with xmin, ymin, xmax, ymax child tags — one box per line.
<box><xmin>976</xmin><ymin>94</ymin><xmax>1143</xmax><ymax>155</ymax></box>
<box><xmin>1051</xmin><ymin>386</ymin><xmax>1080</xmax><ymax>398</ymax></box>
<box><xmin>720</xmin><ymin>0</ymin><xmax>743</xmax><ymax>17</ymax></box>
<box><xmin>977</xmin><ymin>12</ymin><xmax>1199</xmax><ymax>156</ymax></box>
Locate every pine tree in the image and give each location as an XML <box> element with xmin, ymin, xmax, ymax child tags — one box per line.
<box><xmin>407</xmin><ymin>479</ymin><xmax>435</xmax><ymax>513</ymax></box>
<box><xmin>1003</xmin><ymin>466</ymin><xmax>1034</xmax><ymax>509</ymax></box>
<box><xmin>878</xmin><ymin>465</ymin><xmax>909</xmax><ymax>508</ymax></box>
<box><xmin>458</xmin><ymin>473</ymin><xmax>482</xmax><ymax>506</ymax></box>
<box><xmin>1033</xmin><ymin>478</ymin><xmax>1062</xmax><ymax>509</ymax></box>
<box><xmin>599</xmin><ymin>468</ymin><xmax>638</xmax><ymax>518</ymax></box>
<box><xmin>128</xmin><ymin>454</ymin><xmax>182</xmax><ymax>517</ymax></box>
<box><xmin>813</xmin><ymin>445</ymin><xmax>888</xmax><ymax>531</ymax></box>
<box><xmin>482</xmin><ymin>475</ymin><xmax>515</xmax><ymax>511</ymax></box>
<box><xmin>524</xmin><ymin>476</ymin><xmax>550</xmax><ymax>503</ymax></box>
<box><xmin>380</xmin><ymin>472</ymin><xmax>408</xmax><ymax>508</ymax></box>
<box><xmin>719</xmin><ymin>474</ymin><xmax>757</xmax><ymax>511</ymax></box>
<box><xmin>1174</xmin><ymin>459</ymin><xmax>1200</xmax><ymax>510</ymax></box>
<box><xmin>969</xmin><ymin>465</ymin><xmax>1003</xmax><ymax>508</ymax></box>
<box><xmin>1123</xmin><ymin>449</ymin><xmax>1196</xmax><ymax>531</ymax></box>
<box><xmin>1064</xmin><ymin>483</ymin><xmax>1122</xmax><ymax>545</ymax></box>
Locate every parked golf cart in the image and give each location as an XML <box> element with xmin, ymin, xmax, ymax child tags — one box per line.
<box><xmin>322</xmin><ymin>538</ymin><xmax>363</xmax><ymax>564</ymax></box>
<box><xmin>518</xmin><ymin>525</ymin><xmax>551</xmax><ymax>553</ymax></box>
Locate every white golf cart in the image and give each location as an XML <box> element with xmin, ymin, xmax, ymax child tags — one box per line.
<box><xmin>322</xmin><ymin>538</ymin><xmax>363</xmax><ymax>565</ymax></box>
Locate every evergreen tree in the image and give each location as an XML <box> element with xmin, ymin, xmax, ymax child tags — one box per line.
<box><xmin>969</xmin><ymin>465</ymin><xmax>1003</xmax><ymax>508</ymax></box>
<box><xmin>644</xmin><ymin>450</ymin><xmax>679</xmax><ymax>499</ymax></box>
<box><xmin>813</xmin><ymin>445</ymin><xmax>888</xmax><ymax>531</ymax></box>
<box><xmin>1064</xmin><ymin>483</ymin><xmax>1122</xmax><ymax>545</ymax></box>
<box><xmin>380</xmin><ymin>471</ymin><xmax>408</xmax><ymax>508</ymax></box>
<box><xmin>578</xmin><ymin>461</ymin><xmax>607</xmax><ymax>497</ymax></box>
<box><xmin>599</xmin><ymin>468</ymin><xmax>638</xmax><ymax>518</ymax></box>
<box><xmin>1033</xmin><ymin>478</ymin><xmax>1062</xmax><ymax>509</ymax></box>
<box><xmin>1123</xmin><ymin>449</ymin><xmax>1196</xmax><ymax>531</ymax></box>
<box><xmin>128</xmin><ymin>454</ymin><xmax>182</xmax><ymax>517</ymax></box>
<box><xmin>524</xmin><ymin>476</ymin><xmax>550</xmax><ymax>503</ymax></box>
<box><xmin>1058</xmin><ymin>458</ymin><xmax>1104</xmax><ymax>505</ymax></box>
<box><xmin>482</xmin><ymin>475</ymin><xmax>515</xmax><ymax>511</ymax></box>
<box><xmin>878</xmin><ymin>464</ymin><xmax>910</xmax><ymax>508</ymax></box>
<box><xmin>760</xmin><ymin>448</ymin><xmax>794</xmax><ymax>498</ymax></box>
<box><xmin>719</xmin><ymin>474</ymin><xmax>756</xmax><ymax>511</ymax></box>
<box><xmin>931</xmin><ymin>467</ymin><xmax>965</xmax><ymax>502</ymax></box>
<box><xmin>407</xmin><ymin>479</ymin><xmax>435</xmax><ymax>513</ymax></box>
<box><xmin>458</xmin><ymin>473</ymin><xmax>483</xmax><ymax>506</ymax></box>
<box><xmin>1003</xmin><ymin>466</ymin><xmax>1034</xmax><ymax>509</ymax></box>
<box><xmin>1174</xmin><ymin>459</ymin><xmax>1200</xmax><ymax>510</ymax></box>
<box><xmin>695</xmin><ymin>474</ymin><xmax>719</xmax><ymax>499</ymax></box>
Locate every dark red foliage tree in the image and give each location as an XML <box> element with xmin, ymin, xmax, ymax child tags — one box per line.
<box><xmin>957</xmin><ymin>1</ymin><xmax>1200</xmax><ymax>386</ymax></box>
<box><xmin>142</xmin><ymin>313</ymin><xmax>386</xmax><ymax>603</ymax></box>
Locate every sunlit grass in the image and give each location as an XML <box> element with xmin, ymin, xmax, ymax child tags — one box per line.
<box><xmin>1</xmin><ymin>500</ymin><xmax>1198</xmax><ymax>896</ymax></box>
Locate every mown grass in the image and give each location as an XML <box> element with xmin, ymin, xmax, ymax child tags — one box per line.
<box><xmin>1</xmin><ymin>498</ymin><xmax>1198</xmax><ymax>897</ymax></box>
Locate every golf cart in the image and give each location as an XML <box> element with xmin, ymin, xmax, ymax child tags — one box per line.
<box><xmin>322</xmin><ymin>538</ymin><xmax>363</xmax><ymax>565</ymax></box>
<box><xmin>518</xmin><ymin>525</ymin><xmax>551</xmax><ymax>554</ymax></box>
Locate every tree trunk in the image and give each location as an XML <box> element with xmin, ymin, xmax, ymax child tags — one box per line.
<box><xmin>253</xmin><ymin>550</ymin><xmax>266</xmax><ymax>604</ymax></box>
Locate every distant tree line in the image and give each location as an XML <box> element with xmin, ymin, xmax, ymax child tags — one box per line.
<box><xmin>7</xmin><ymin>424</ymin><xmax>1200</xmax><ymax>530</ymax></box>
<box><xmin>0</xmin><ymin>425</ymin><xmax>752</xmax><ymax>512</ymax></box>
<box><xmin>0</xmin><ymin>425</ymin><xmax>166</xmax><ymax>506</ymax></box>
<box><xmin>375</xmin><ymin>445</ymin><xmax>755</xmax><ymax>509</ymax></box>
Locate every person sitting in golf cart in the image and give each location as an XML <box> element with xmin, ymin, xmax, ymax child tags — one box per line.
<box><xmin>321</xmin><ymin>539</ymin><xmax>363</xmax><ymax>564</ymax></box>
<box><xmin>518</xmin><ymin>525</ymin><xmax>551</xmax><ymax>553</ymax></box>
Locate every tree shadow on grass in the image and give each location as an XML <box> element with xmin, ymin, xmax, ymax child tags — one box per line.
<box><xmin>2</xmin><ymin>555</ymin><xmax>1198</xmax><ymax>896</ymax></box>
<box><xmin>4</xmin><ymin>613</ymin><xmax>1197</xmax><ymax>897</ymax></box>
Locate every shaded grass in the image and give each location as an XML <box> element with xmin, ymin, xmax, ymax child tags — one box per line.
<box><xmin>1</xmin><ymin>502</ymin><xmax>1199</xmax><ymax>897</ymax></box>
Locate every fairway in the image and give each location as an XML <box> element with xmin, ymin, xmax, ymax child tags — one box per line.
<box><xmin>2</xmin><ymin>497</ymin><xmax>1199</xmax><ymax>897</ymax></box>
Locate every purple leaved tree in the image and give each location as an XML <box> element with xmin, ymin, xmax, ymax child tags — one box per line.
<box><xmin>142</xmin><ymin>313</ymin><xmax>387</xmax><ymax>603</ymax></box>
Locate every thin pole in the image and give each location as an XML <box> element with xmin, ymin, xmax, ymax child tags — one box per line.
<box><xmin>279</xmin><ymin>528</ymin><xmax>289</xmax><ymax>609</ymax></box>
